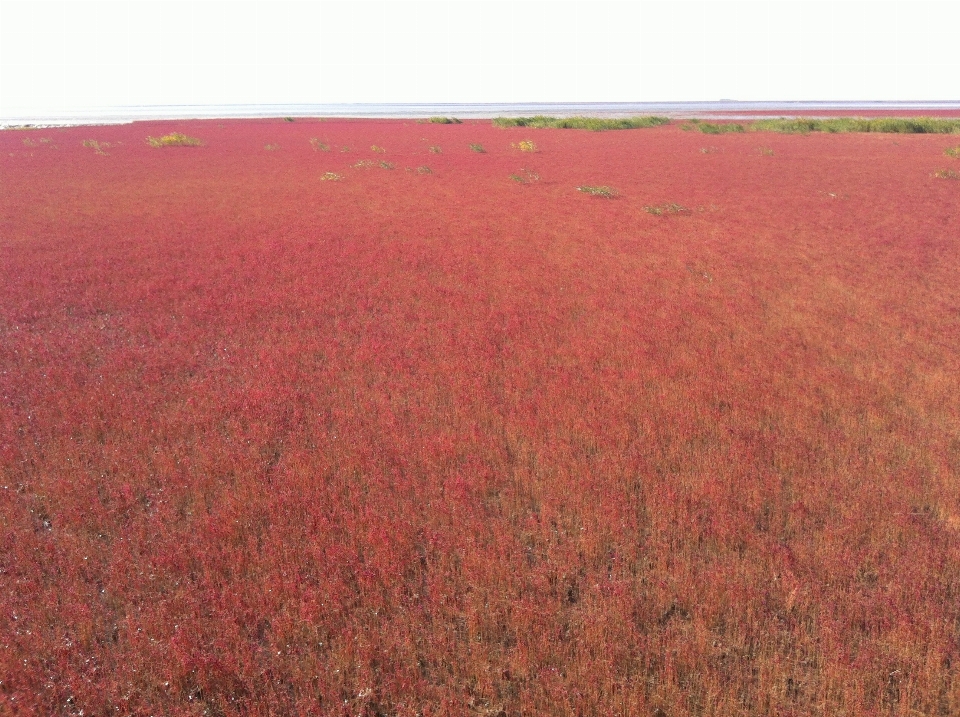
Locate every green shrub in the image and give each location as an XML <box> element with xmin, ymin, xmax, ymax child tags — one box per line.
<box><xmin>945</xmin><ymin>146</ymin><xmax>960</xmax><ymax>158</ymax></box>
<box><xmin>429</xmin><ymin>117</ymin><xmax>462</xmax><ymax>124</ymax></box>
<box><xmin>469</xmin><ymin>143</ymin><xmax>486</xmax><ymax>153</ymax></box>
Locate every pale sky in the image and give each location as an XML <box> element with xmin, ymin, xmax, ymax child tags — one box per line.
<box><xmin>1</xmin><ymin>0</ymin><xmax>959</xmax><ymax>117</ymax></box>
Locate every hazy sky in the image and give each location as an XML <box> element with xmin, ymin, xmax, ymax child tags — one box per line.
<box><xmin>1</xmin><ymin>0</ymin><xmax>959</xmax><ymax>117</ymax></box>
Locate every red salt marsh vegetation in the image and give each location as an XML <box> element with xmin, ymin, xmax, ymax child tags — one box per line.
<box><xmin>2</xmin><ymin>116</ymin><xmax>960</xmax><ymax>716</ymax></box>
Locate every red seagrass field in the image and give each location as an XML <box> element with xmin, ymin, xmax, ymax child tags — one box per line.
<box><xmin>2</xmin><ymin>117</ymin><xmax>960</xmax><ymax>716</ymax></box>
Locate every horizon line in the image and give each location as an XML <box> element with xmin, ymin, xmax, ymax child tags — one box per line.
<box><xmin>4</xmin><ymin>100</ymin><xmax>960</xmax><ymax>127</ymax></box>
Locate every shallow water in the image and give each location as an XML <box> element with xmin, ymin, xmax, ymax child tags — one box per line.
<box><xmin>4</xmin><ymin>100</ymin><xmax>960</xmax><ymax>127</ymax></box>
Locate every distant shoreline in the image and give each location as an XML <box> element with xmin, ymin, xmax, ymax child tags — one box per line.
<box><xmin>4</xmin><ymin>101</ymin><xmax>960</xmax><ymax>128</ymax></box>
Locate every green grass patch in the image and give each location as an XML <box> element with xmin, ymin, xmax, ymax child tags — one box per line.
<box><xmin>679</xmin><ymin>117</ymin><xmax>960</xmax><ymax>135</ymax></box>
<box><xmin>749</xmin><ymin>117</ymin><xmax>960</xmax><ymax>134</ymax></box>
<box><xmin>429</xmin><ymin>117</ymin><xmax>462</xmax><ymax>124</ymax></box>
<box><xmin>945</xmin><ymin>146</ymin><xmax>960</xmax><ymax>158</ymax></box>
<box><xmin>354</xmin><ymin>159</ymin><xmax>394</xmax><ymax>169</ymax></box>
<box><xmin>469</xmin><ymin>143</ymin><xmax>485</xmax><ymax>153</ymax></box>
<box><xmin>146</xmin><ymin>132</ymin><xmax>202</xmax><ymax>147</ymax></box>
<box><xmin>934</xmin><ymin>169</ymin><xmax>959</xmax><ymax>179</ymax></box>
<box><xmin>82</xmin><ymin>139</ymin><xmax>111</xmax><ymax>155</ymax></box>
<box><xmin>509</xmin><ymin>168</ymin><xmax>540</xmax><ymax>184</ymax></box>
<box><xmin>577</xmin><ymin>185</ymin><xmax>618</xmax><ymax>198</ymax></box>
<box><xmin>691</xmin><ymin>123</ymin><xmax>746</xmax><ymax>134</ymax></box>
<box><xmin>644</xmin><ymin>203</ymin><xmax>690</xmax><ymax>216</ymax></box>
<box><xmin>309</xmin><ymin>138</ymin><xmax>330</xmax><ymax>151</ymax></box>
<box><xmin>493</xmin><ymin>115</ymin><xmax>670</xmax><ymax>131</ymax></box>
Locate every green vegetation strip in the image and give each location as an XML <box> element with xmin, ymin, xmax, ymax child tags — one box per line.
<box><xmin>750</xmin><ymin>117</ymin><xmax>960</xmax><ymax>134</ymax></box>
<box><xmin>684</xmin><ymin>117</ymin><xmax>960</xmax><ymax>135</ymax></box>
<box><xmin>683</xmin><ymin>121</ymin><xmax>745</xmax><ymax>134</ymax></box>
<box><xmin>493</xmin><ymin>116</ymin><xmax>670</xmax><ymax>131</ymax></box>
<box><xmin>498</xmin><ymin>116</ymin><xmax>960</xmax><ymax>135</ymax></box>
